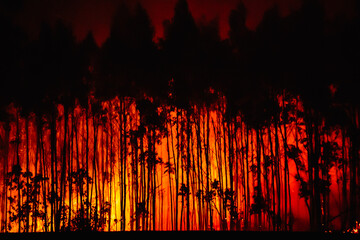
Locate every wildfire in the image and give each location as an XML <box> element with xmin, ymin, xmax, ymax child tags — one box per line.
<box><xmin>0</xmin><ymin>93</ymin><xmax>353</xmax><ymax>232</ymax></box>
<box><xmin>349</xmin><ymin>221</ymin><xmax>360</xmax><ymax>234</ymax></box>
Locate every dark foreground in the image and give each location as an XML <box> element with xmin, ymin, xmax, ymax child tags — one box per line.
<box><xmin>0</xmin><ymin>231</ymin><xmax>358</xmax><ymax>240</ymax></box>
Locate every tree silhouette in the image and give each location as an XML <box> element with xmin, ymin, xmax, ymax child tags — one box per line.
<box><xmin>0</xmin><ymin>0</ymin><xmax>359</xmax><ymax>233</ymax></box>
<box><xmin>161</xmin><ymin>0</ymin><xmax>199</xmax><ymax>109</ymax></box>
<box><xmin>97</xmin><ymin>2</ymin><xmax>157</xmax><ymax>100</ymax></box>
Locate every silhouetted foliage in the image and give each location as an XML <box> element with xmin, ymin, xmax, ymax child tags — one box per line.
<box><xmin>0</xmin><ymin>0</ymin><xmax>359</xmax><ymax>232</ymax></box>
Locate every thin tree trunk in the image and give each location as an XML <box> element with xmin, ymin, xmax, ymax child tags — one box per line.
<box><xmin>349</xmin><ymin>107</ymin><xmax>358</xmax><ymax>229</ymax></box>
<box><xmin>274</xmin><ymin>118</ymin><xmax>281</xmax><ymax>231</ymax></box>
<box><xmin>92</xmin><ymin>112</ymin><xmax>99</xmax><ymax>230</ymax></box>
<box><xmin>16</xmin><ymin>111</ymin><xmax>21</xmax><ymax>233</ymax></box>
<box><xmin>122</xmin><ymin>100</ymin><xmax>127</xmax><ymax>231</ymax></box>
<box><xmin>25</xmin><ymin>117</ymin><xmax>30</xmax><ymax>232</ymax></box>
<box><xmin>195</xmin><ymin>109</ymin><xmax>203</xmax><ymax>230</ymax></box>
<box><xmin>205</xmin><ymin>108</ymin><xmax>213</xmax><ymax>230</ymax></box>
<box><xmin>282</xmin><ymin>95</ymin><xmax>290</xmax><ymax>230</ymax></box>
<box><xmin>341</xmin><ymin>126</ymin><xmax>348</xmax><ymax>230</ymax></box>
<box><xmin>256</xmin><ymin>128</ymin><xmax>262</xmax><ymax>229</ymax></box>
<box><xmin>68</xmin><ymin>112</ymin><xmax>73</xmax><ymax>230</ymax></box>
<box><xmin>186</xmin><ymin>110</ymin><xmax>191</xmax><ymax>230</ymax></box>
<box><xmin>166</xmin><ymin>114</ymin><xmax>174</xmax><ymax>230</ymax></box>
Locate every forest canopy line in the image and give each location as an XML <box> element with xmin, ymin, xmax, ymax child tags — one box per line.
<box><xmin>0</xmin><ymin>0</ymin><xmax>359</xmax><ymax>232</ymax></box>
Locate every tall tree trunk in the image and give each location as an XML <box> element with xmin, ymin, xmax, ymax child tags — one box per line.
<box><xmin>16</xmin><ymin>110</ymin><xmax>21</xmax><ymax>233</ymax></box>
<box><xmin>349</xmin><ymin>107</ymin><xmax>359</xmax><ymax>229</ymax></box>
<box><xmin>166</xmin><ymin>113</ymin><xmax>174</xmax><ymax>230</ymax></box>
<box><xmin>195</xmin><ymin>109</ymin><xmax>203</xmax><ymax>230</ymax></box>
<box><xmin>313</xmin><ymin>118</ymin><xmax>322</xmax><ymax>231</ymax></box>
<box><xmin>228</xmin><ymin>121</ymin><xmax>235</xmax><ymax>230</ymax></box>
<box><xmin>274</xmin><ymin>118</ymin><xmax>281</xmax><ymax>231</ymax></box>
<box><xmin>122</xmin><ymin>100</ymin><xmax>127</xmax><ymax>231</ymax></box>
<box><xmin>244</xmin><ymin>126</ymin><xmax>250</xmax><ymax>229</ymax></box>
<box><xmin>256</xmin><ymin>128</ymin><xmax>262</xmax><ymax>229</ymax></box>
<box><xmin>92</xmin><ymin>112</ymin><xmax>99</xmax><ymax>230</ymax></box>
<box><xmin>186</xmin><ymin>110</ymin><xmax>191</xmax><ymax>230</ymax></box>
<box><xmin>205</xmin><ymin>108</ymin><xmax>213</xmax><ymax>230</ymax></box>
<box><xmin>341</xmin><ymin>126</ymin><xmax>348</xmax><ymax>230</ymax></box>
<box><xmin>50</xmin><ymin>111</ymin><xmax>57</xmax><ymax>232</ymax></box>
<box><xmin>2</xmin><ymin>121</ymin><xmax>10</xmax><ymax>232</ymax></box>
<box><xmin>306</xmin><ymin>110</ymin><xmax>321</xmax><ymax>231</ymax></box>
<box><xmin>25</xmin><ymin>117</ymin><xmax>30</xmax><ymax>232</ymax></box>
<box><xmin>68</xmin><ymin>112</ymin><xmax>73</xmax><ymax>230</ymax></box>
<box><xmin>85</xmin><ymin>106</ymin><xmax>90</xmax><ymax>225</ymax></box>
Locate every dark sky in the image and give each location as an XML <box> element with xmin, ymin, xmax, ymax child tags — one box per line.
<box><xmin>1</xmin><ymin>0</ymin><xmax>356</xmax><ymax>46</ymax></box>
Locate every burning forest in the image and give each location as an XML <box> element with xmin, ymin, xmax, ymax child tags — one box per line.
<box><xmin>0</xmin><ymin>0</ymin><xmax>359</xmax><ymax>233</ymax></box>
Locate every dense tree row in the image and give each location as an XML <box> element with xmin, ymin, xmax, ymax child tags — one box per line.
<box><xmin>0</xmin><ymin>0</ymin><xmax>359</xmax><ymax>232</ymax></box>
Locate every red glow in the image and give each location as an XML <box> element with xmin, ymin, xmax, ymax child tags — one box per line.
<box><xmin>0</xmin><ymin>94</ymin><xmax>353</xmax><ymax>232</ymax></box>
<box><xmin>2</xmin><ymin>0</ymin><xmax>359</xmax><ymax>233</ymax></box>
<box><xmin>12</xmin><ymin>0</ymin><xmax>304</xmax><ymax>46</ymax></box>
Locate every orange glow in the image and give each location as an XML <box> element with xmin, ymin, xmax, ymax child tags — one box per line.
<box><xmin>0</xmin><ymin>94</ymin><xmax>355</xmax><ymax>232</ymax></box>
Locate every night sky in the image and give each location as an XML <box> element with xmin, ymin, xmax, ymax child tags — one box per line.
<box><xmin>0</xmin><ymin>0</ymin><xmax>356</xmax><ymax>46</ymax></box>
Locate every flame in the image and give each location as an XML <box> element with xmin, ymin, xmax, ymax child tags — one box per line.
<box><xmin>0</xmin><ymin>94</ymin><xmax>355</xmax><ymax>232</ymax></box>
